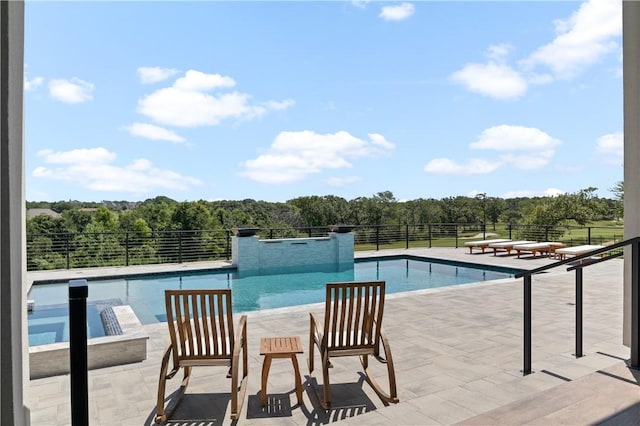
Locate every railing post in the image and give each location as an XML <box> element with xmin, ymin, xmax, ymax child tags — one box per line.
<box><xmin>545</xmin><ymin>226</ymin><xmax>549</xmax><ymax>242</ymax></box>
<box><xmin>509</xmin><ymin>224</ymin><xmax>513</xmax><ymax>240</ymax></box>
<box><xmin>405</xmin><ymin>224</ymin><xmax>409</xmax><ymax>249</ymax></box>
<box><xmin>632</xmin><ymin>240</ymin><xmax>640</xmax><ymax>368</ymax></box>
<box><xmin>523</xmin><ymin>274</ymin><xmax>532</xmax><ymax>375</ymax></box>
<box><xmin>226</xmin><ymin>230</ymin><xmax>231</xmax><ymax>260</ymax></box>
<box><xmin>66</xmin><ymin>233</ymin><xmax>71</xmax><ymax>270</ymax></box>
<box><xmin>376</xmin><ymin>226</ymin><xmax>380</xmax><ymax>251</ymax></box>
<box><xmin>455</xmin><ymin>224</ymin><xmax>459</xmax><ymax>248</ymax></box>
<box><xmin>69</xmin><ymin>279</ymin><xmax>89</xmax><ymax>426</ymax></box>
<box><xmin>575</xmin><ymin>267</ymin><xmax>583</xmax><ymax>358</ymax></box>
<box><xmin>178</xmin><ymin>231</ymin><xmax>183</xmax><ymax>263</ymax></box>
<box><xmin>270</xmin><ymin>228</ymin><xmax>274</xmax><ymax>239</ymax></box>
<box><xmin>482</xmin><ymin>222</ymin><xmax>486</xmax><ymax>240</ymax></box>
<box><xmin>125</xmin><ymin>231</ymin><xmax>129</xmax><ymax>267</ymax></box>
<box><xmin>587</xmin><ymin>227</ymin><xmax>592</xmax><ymax>245</ymax></box>
<box><xmin>428</xmin><ymin>224</ymin><xmax>432</xmax><ymax>248</ymax></box>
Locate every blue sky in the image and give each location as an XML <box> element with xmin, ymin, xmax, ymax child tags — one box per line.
<box><xmin>24</xmin><ymin>0</ymin><xmax>623</xmax><ymax>203</ymax></box>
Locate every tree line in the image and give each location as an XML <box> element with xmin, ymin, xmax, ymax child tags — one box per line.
<box><xmin>27</xmin><ymin>187</ymin><xmax>622</xmax><ymax>237</ymax></box>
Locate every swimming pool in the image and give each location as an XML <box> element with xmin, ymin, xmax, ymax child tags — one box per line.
<box><xmin>27</xmin><ymin>256</ymin><xmax>520</xmax><ymax>345</ymax></box>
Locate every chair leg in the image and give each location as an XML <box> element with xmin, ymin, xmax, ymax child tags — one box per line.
<box><xmin>320</xmin><ymin>352</ymin><xmax>332</xmax><ymax>409</ymax></box>
<box><xmin>156</xmin><ymin>347</ymin><xmax>192</xmax><ymax>424</ymax></box>
<box><xmin>308</xmin><ymin>335</ymin><xmax>315</xmax><ymax>373</ymax></box>
<box><xmin>308</xmin><ymin>315</ymin><xmax>315</xmax><ymax>373</ymax></box>
<box><xmin>155</xmin><ymin>347</ymin><xmax>171</xmax><ymax>424</ymax></box>
<box><xmin>361</xmin><ymin>334</ymin><xmax>399</xmax><ymax>404</ymax></box>
<box><xmin>230</xmin><ymin>331</ymin><xmax>249</xmax><ymax>420</ymax></box>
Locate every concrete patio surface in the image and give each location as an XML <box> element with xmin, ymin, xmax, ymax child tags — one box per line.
<box><xmin>25</xmin><ymin>247</ymin><xmax>639</xmax><ymax>425</ymax></box>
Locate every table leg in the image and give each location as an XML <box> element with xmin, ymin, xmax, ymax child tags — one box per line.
<box><xmin>291</xmin><ymin>354</ymin><xmax>303</xmax><ymax>405</ymax></box>
<box><xmin>261</xmin><ymin>355</ymin><xmax>272</xmax><ymax>407</ymax></box>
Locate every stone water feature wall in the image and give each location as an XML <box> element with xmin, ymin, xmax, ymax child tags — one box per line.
<box><xmin>231</xmin><ymin>228</ymin><xmax>355</xmax><ymax>273</ymax></box>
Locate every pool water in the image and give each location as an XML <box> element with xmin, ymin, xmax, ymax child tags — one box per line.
<box><xmin>27</xmin><ymin>257</ymin><xmax>518</xmax><ymax>345</ymax></box>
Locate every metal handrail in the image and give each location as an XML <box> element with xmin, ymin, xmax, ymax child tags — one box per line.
<box><xmin>516</xmin><ymin>236</ymin><xmax>640</xmax><ymax>375</ymax></box>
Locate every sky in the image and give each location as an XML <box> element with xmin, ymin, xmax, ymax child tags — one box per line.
<box><xmin>24</xmin><ymin>0</ymin><xmax>624</xmax><ymax>203</ymax></box>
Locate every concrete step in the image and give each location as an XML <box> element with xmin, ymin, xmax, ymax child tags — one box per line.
<box><xmin>458</xmin><ymin>361</ymin><xmax>640</xmax><ymax>425</ymax></box>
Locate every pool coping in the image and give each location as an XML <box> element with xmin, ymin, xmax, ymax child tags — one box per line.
<box><xmin>27</xmin><ymin>254</ymin><xmax>524</xmax><ymax>286</ymax></box>
<box><xmin>29</xmin><ymin>305</ymin><xmax>148</xmax><ymax>379</ymax></box>
<box><xmin>23</xmin><ymin>249</ymin><xmax>553</xmax><ymax>379</ymax></box>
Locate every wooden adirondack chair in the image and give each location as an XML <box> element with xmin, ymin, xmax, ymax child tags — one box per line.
<box><xmin>156</xmin><ymin>289</ymin><xmax>248</xmax><ymax>423</ymax></box>
<box><xmin>308</xmin><ymin>281</ymin><xmax>398</xmax><ymax>409</ymax></box>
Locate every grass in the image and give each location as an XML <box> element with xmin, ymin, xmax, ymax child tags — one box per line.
<box><xmin>354</xmin><ymin>222</ymin><xmax>625</xmax><ymax>252</ymax></box>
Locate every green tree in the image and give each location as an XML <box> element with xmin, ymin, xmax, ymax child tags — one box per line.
<box><xmin>93</xmin><ymin>206</ymin><xmax>119</xmax><ymax>231</ymax></box>
<box><xmin>136</xmin><ymin>198</ymin><xmax>176</xmax><ymax>231</ymax></box>
<box><xmin>611</xmin><ymin>181</ymin><xmax>624</xmax><ymax>219</ymax></box>
<box><xmin>61</xmin><ymin>209</ymin><xmax>93</xmax><ymax>233</ymax></box>
<box><xmin>171</xmin><ymin>201</ymin><xmax>213</xmax><ymax>231</ymax></box>
<box><xmin>26</xmin><ymin>215</ymin><xmax>65</xmax><ymax>235</ymax></box>
<box><xmin>485</xmin><ymin>197</ymin><xmax>506</xmax><ymax>230</ymax></box>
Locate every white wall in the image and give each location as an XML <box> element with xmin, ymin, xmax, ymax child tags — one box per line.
<box><xmin>0</xmin><ymin>0</ymin><xmax>29</xmax><ymax>423</ymax></box>
<box><xmin>623</xmin><ymin>1</ymin><xmax>640</xmax><ymax>347</ymax></box>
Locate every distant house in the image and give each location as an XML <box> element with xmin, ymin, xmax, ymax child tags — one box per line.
<box><xmin>26</xmin><ymin>208</ymin><xmax>61</xmax><ymax>219</ymax></box>
<box><xmin>79</xmin><ymin>208</ymin><xmax>98</xmax><ymax>213</ymax></box>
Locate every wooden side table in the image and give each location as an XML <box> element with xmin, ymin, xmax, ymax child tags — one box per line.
<box><xmin>260</xmin><ymin>336</ymin><xmax>304</xmax><ymax>407</ymax></box>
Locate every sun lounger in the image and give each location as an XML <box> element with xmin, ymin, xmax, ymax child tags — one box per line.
<box><xmin>464</xmin><ymin>239</ymin><xmax>511</xmax><ymax>254</ymax></box>
<box><xmin>555</xmin><ymin>245</ymin><xmax>605</xmax><ymax>260</ymax></box>
<box><xmin>513</xmin><ymin>242</ymin><xmax>566</xmax><ymax>258</ymax></box>
<box><xmin>488</xmin><ymin>240</ymin><xmax>536</xmax><ymax>256</ymax></box>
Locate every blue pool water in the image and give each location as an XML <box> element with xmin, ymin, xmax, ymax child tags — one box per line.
<box><xmin>27</xmin><ymin>257</ymin><xmax>519</xmax><ymax>345</ymax></box>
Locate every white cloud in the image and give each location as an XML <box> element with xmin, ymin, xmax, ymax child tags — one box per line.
<box><xmin>596</xmin><ymin>131</ymin><xmax>623</xmax><ymax>165</ymax></box>
<box><xmin>379</xmin><ymin>3</ymin><xmax>415</xmax><ymax>21</ymax></box>
<box><xmin>423</xmin><ymin>158</ymin><xmax>502</xmax><ymax>175</ymax></box>
<box><xmin>173</xmin><ymin>70</ymin><xmax>236</xmax><ymax>91</ymax></box>
<box><xmin>368</xmin><ymin>133</ymin><xmax>396</xmax><ymax>150</ymax></box>
<box><xmin>452</xmin><ymin>44</ymin><xmax>527</xmax><ymax>100</ymax></box>
<box><xmin>36</xmin><ymin>147</ymin><xmax>116</xmax><ymax>164</ymax></box>
<box><xmin>544</xmin><ymin>187</ymin><xmax>566</xmax><ymax>196</ymax></box>
<box><xmin>453</xmin><ymin>0</ymin><xmax>621</xmax><ymax>99</ymax></box>
<box><xmin>486</xmin><ymin>43</ymin><xmax>513</xmax><ymax>61</ymax></box>
<box><xmin>502</xmin><ymin>190</ymin><xmax>537</xmax><ymax>198</ymax></box>
<box><xmin>470</xmin><ymin>125</ymin><xmax>561</xmax><ymax>170</ymax></box>
<box><xmin>240</xmin><ymin>130</ymin><xmax>395</xmax><ymax>184</ymax></box>
<box><xmin>137</xmin><ymin>67</ymin><xmax>180</xmax><ymax>84</ymax></box>
<box><xmin>263</xmin><ymin>99</ymin><xmax>296</xmax><ymax>111</ymax></box>
<box><xmin>424</xmin><ymin>125</ymin><xmax>560</xmax><ymax>176</ymax></box>
<box><xmin>125</xmin><ymin>122</ymin><xmax>185</xmax><ymax>143</ymax></box>
<box><xmin>523</xmin><ymin>0</ymin><xmax>622</xmax><ymax>79</ymax></box>
<box><xmin>33</xmin><ymin>147</ymin><xmax>202</xmax><ymax>193</ymax></box>
<box><xmin>451</xmin><ymin>62</ymin><xmax>527</xmax><ymax>100</ymax></box>
<box><xmin>49</xmin><ymin>78</ymin><xmax>94</xmax><ymax>103</ymax></box>
<box><xmin>351</xmin><ymin>0</ymin><xmax>370</xmax><ymax>9</ymax></box>
<box><xmin>137</xmin><ymin>70</ymin><xmax>293</xmax><ymax>127</ymax></box>
<box><xmin>470</xmin><ymin>125</ymin><xmax>561</xmax><ymax>152</ymax></box>
<box><xmin>502</xmin><ymin>188</ymin><xmax>566</xmax><ymax>198</ymax></box>
<box><xmin>25</xmin><ymin>76</ymin><xmax>44</xmax><ymax>91</ymax></box>
<box><xmin>326</xmin><ymin>176</ymin><xmax>362</xmax><ymax>187</ymax></box>
<box><xmin>498</xmin><ymin>151</ymin><xmax>556</xmax><ymax>170</ymax></box>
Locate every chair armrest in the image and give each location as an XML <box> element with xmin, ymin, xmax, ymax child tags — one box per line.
<box><xmin>374</xmin><ymin>325</ymin><xmax>392</xmax><ymax>364</ymax></box>
<box><xmin>161</xmin><ymin>344</ymin><xmax>181</xmax><ymax>380</ymax></box>
<box><xmin>233</xmin><ymin>315</ymin><xmax>248</xmax><ymax>357</ymax></box>
<box><xmin>310</xmin><ymin>312</ymin><xmax>324</xmax><ymax>346</ymax></box>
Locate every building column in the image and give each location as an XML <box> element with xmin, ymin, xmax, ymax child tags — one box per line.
<box><xmin>623</xmin><ymin>0</ymin><xmax>640</xmax><ymax>348</ymax></box>
<box><xmin>0</xmin><ymin>0</ymin><xmax>28</xmax><ymax>423</ymax></box>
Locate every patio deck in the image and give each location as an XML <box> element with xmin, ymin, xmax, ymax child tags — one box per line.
<box><xmin>26</xmin><ymin>247</ymin><xmax>638</xmax><ymax>425</ymax></box>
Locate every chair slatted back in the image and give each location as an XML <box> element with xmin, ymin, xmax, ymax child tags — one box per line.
<box><xmin>323</xmin><ymin>281</ymin><xmax>385</xmax><ymax>350</ymax></box>
<box><xmin>165</xmin><ymin>289</ymin><xmax>235</xmax><ymax>363</ymax></box>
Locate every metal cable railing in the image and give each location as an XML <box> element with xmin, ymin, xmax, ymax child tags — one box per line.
<box><xmin>514</xmin><ymin>237</ymin><xmax>637</xmax><ymax>375</ymax></box>
<box><xmin>26</xmin><ymin>223</ymin><xmax>624</xmax><ymax>271</ymax></box>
